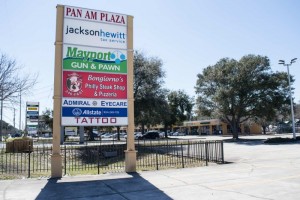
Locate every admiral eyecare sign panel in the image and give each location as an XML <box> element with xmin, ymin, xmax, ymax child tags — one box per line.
<box><xmin>61</xmin><ymin>5</ymin><xmax>129</xmax><ymax>126</ymax></box>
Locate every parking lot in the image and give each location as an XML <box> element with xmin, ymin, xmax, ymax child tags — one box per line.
<box><xmin>1</xmin><ymin>134</ymin><xmax>300</xmax><ymax>199</ymax></box>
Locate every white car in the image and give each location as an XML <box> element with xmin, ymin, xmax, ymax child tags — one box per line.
<box><xmin>101</xmin><ymin>133</ymin><xmax>112</xmax><ymax>138</ymax></box>
<box><xmin>124</xmin><ymin>132</ymin><xmax>143</xmax><ymax>140</ymax></box>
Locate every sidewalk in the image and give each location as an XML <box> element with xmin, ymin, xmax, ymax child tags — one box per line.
<box><xmin>1</xmin><ymin>134</ymin><xmax>300</xmax><ymax>200</ymax></box>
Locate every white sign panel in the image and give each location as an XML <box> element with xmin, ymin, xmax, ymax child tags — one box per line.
<box><xmin>61</xmin><ymin>117</ymin><xmax>128</xmax><ymax>126</ymax></box>
<box><xmin>64</xmin><ymin>18</ymin><xmax>127</xmax><ymax>49</ymax></box>
<box><xmin>62</xmin><ymin>98</ymin><xmax>128</xmax><ymax>108</ymax></box>
<box><xmin>64</xmin><ymin>6</ymin><xmax>127</xmax><ymax>25</ymax></box>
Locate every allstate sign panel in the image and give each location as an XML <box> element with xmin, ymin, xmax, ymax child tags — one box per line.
<box><xmin>61</xmin><ymin>98</ymin><xmax>128</xmax><ymax>126</ymax></box>
<box><xmin>64</xmin><ymin>18</ymin><xmax>127</xmax><ymax>49</ymax></box>
<box><xmin>61</xmin><ymin>107</ymin><xmax>128</xmax><ymax>126</ymax></box>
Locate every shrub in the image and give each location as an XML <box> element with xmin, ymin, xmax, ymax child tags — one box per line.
<box><xmin>264</xmin><ymin>137</ymin><xmax>299</xmax><ymax>144</ymax></box>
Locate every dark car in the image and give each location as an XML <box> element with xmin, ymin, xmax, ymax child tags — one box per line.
<box><xmin>139</xmin><ymin>131</ymin><xmax>160</xmax><ymax>139</ymax></box>
<box><xmin>11</xmin><ymin>133</ymin><xmax>21</xmax><ymax>138</ymax></box>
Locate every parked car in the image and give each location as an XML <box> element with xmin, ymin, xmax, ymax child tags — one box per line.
<box><xmin>139</xmin><ymin>131</ymin><xmax>160</xmax><ymax>139</ymax></box>
<box><xmin>11</xmin><ymin>133</ymin><xmax>21</xmax><ymax>138</ymax></box>
<box><xmin>172</xmin><ymin>132</ymin><xmax>179</xmax><ymax>136</ymax></box>
<box><xmin>119</xmin><ymin>133</ymin><xmax>127</xmax><ymax>138</ymax></box>
<box><xmin>65</xmin><ymin>130</ymin><xmax>76</xmax><ymax>136</ymax></box>
<box><xmin>159</xmin><ymin>132</ymin><xmax>166</xmax><ymax>138</ymax></box>
<box><xmin>28</xmin><ymin>133</ymin><xmax>39</xmax><ymax>138</ymax></box>
<box><xmin>124</xmin><ymin>132</ymin><xmax>142</xmax><ymax>140</ymax></box>
<box><xmin>109</xmin><ymin>133</ymin><xmax>118</xmax><ymax>139</ymax></box>
<box><xmin>134</xmin><ymin>132</ymin><xmax>143</xmax><ymax>139</ymax></box>
<box><xmin>101</xmin><ymin>133</ymin><xmax>112</xmax><ymax>138</ymax></box>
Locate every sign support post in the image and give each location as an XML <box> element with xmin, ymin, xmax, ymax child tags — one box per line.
<box><xmin>125</xmin><ymin>15</ymin><xmax>136</xmax><ymax>172</ymax></box>
<box><xmin>51</xmin><ymin>5</ymin><xmax>64</xmax><ymax>178</ymax></box>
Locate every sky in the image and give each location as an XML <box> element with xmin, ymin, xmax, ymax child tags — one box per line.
<box><xmin>0</xmin><ymin>0</ymin><xmax>300</xmax><ymax>129</ymax></box>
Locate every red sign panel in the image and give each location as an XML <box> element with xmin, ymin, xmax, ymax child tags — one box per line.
<box><xmin>62</xmin><ymin>71</ymin><xmax>127</xmax><ymax>99</ymax></box>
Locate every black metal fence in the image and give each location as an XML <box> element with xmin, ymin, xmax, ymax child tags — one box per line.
<box><xmin>0</xmin><ymin>144</ymin><xmax>52</xmax><ymax>179</ymax></box>
<box><xmin>0</xmin><ymin>140</ymin><xmax>224</xmax><ymax>178</ymax></box>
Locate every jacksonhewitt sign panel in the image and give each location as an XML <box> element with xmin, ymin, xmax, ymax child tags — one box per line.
<box><xmin>64</xmin><ymin>18</ymin><xmax>127</xmax><ymax>49</ymax></box>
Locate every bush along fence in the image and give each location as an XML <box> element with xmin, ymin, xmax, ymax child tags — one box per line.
<box><xmin>0</xmin><ymin>140</ymin><xmax>224</xmax><ymax>178</ymax></box>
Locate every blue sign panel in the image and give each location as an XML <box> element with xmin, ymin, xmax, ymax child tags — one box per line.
<box><xmin>27</xmin><ymin>111</ymin><xmax>39</xmax><ymax>116</ymax></box>
<box><xmin>62</xmin><ymin>107</ymin><xmax>127</xmax><ymax>117</ymax></box>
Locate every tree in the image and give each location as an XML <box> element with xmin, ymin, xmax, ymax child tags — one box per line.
<box><xmin>41</xmin><ymin>109</ymin><xmax>53</xmax><ymax>131</ymax></box>
<box><xmin>158</xmin><ymin>90</ymin><xmax>194</xmax><ymax>138</ymax></box>
<box><xmin>295</xmin><ymin>103</ymin><xmax>300</xmax><ymax>119</ymax></box>
<box><xmin>195</xmin><ymin>55</ymin><xmax>291</xmax><ymax>139</ymax></box>
<box><xmin>133</xmin><ymin>51</ymin><xmax>167</xmax><ymax>133</ymax></box>
<box><xmin>168</xmin><ymin>90</ymin><xmax>193</xmax><ymax>124</ymax></box>
<box><xmin>0</xmin><ymin>53</ymin><xmax>37</xmax><ymax>140</ymax></box>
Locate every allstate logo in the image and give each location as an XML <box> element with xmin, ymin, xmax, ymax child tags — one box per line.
<box><xmin>72</xmin><ymin>108</ymin><xmax>82</xmax><ymax>116</ymax></box>
<box><xmin>110</xmin><ymin>51</ymin><xmax>126</xmax><ymax>64</ymax></box>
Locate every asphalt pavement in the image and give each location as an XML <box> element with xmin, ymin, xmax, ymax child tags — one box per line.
<box><xmin>1</xmin><ymin>134</ymin><xmax>300</xmax><ymax>200</ymax></box>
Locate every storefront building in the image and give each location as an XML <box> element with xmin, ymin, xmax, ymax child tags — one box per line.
<box><xmin>181</xmin><ymin>119</ymin><xmax>262</xmax><ymax>135</ymax></box>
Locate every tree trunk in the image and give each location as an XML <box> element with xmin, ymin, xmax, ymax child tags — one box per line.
<box><xmin>117</xmin><ymin>126</ymin><xmax>120</xmax><ymax>141</ymax></box>
<box><xmin>262</xmin><ymin>125</ymin><xmax>266</xmax><ymax>135</ymax></box>
<box><xmin>231</xmin><ymin>121</ymin><xmax>239</xmax><ymax>140</ymax></box>
<box><xmin>164</xmin><ymin>124</ymin><xmax>168</xmax><ymax>138</ymax></box>
<box><xmin>88</xmin><ymin>127</ymin><xmax>94</xmax><ymax>141</ymax></box>
<box><xmin>141</xmin><ymin>122</ymin><xmax>145</xmax><ymax>134</ymax></box>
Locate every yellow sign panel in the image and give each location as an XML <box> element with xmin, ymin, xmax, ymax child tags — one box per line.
<box><xmin>27</xmin><ymin>107</ymin><xmax>38</xmax><ymax>111</ymax></box>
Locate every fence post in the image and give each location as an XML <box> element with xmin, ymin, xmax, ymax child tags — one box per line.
<box><xmin>221</xmin><ymin>141</ymin><xmax>224</xmax><ymax>164</ymax></box>
<box><xmin>181</xmin><ymin>144</ymin><xmax>184</xmax><ymax>168</ymax></box>
<box><xmin>214</xmin><ymin>141</ymin><xmax>217</xmax><ymax>162</ymax></box>
<box><xmin>205</xmin><ymin>142</ymin><xmax>208</xmax><ymax>166</ymax></box>
<box><xmin>156</xmin><ymin>148</ymin><xmax>159</xmax><ymax>170</ymax></box>
<box><xmin>28</xmin><ymin>147</ymin><xmax>31</xmax><ymax>178</ymax></box>
<box><xmin>187</xmin><ymin>140</ymin><xmax>190</xmax><ymax>157</ymax></box>
<box><xmin>176</xmin><ymin>140</ymin><xmax>179</xmax><ymax>157</ymax></box>
<box><xmin>97</xmin><ymin>145</ymin><xmax>100</xmax><ymax>174</ymax></box>
<box><xmin>64</xmin><ymin>145</ymin><xmax>67</xmax><ymax>175</ymax></box>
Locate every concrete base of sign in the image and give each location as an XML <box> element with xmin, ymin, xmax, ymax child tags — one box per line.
<box><xmin>125</xmin><ymin>150</ymin><xmax>137</xmax><ymax>172</ymax></box>
<box><xmin>51</xmin><ymin>153</ymin><xmax>62</xmax><ymax>178</ymax></box>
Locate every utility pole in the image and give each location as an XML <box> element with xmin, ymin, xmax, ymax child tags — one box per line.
<box><xmin>19</xmin><ymin>90</ymin><xmax>21</xmax><ymax>131</ymax></box>
<box><xmin>0</xmin><ymin>89</ymin><xmax>3</xmax><ymax>141</ymax></box>
<box><xmin>279</xmin><ymin>58</ymin><xmax>297</xmax><ymax>139</ymax></box>
<box><xmin>13</xmin><ymin>108</ymin><xmax>16</xmax><ymax>130</ymax></box>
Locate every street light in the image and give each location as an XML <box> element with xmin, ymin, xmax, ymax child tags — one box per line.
<box><xmin>279</xmin><ymin>58</ymin><xmax>297</xmax><ymax>139</ymax></box>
